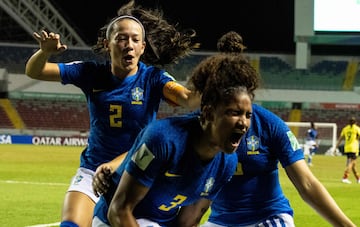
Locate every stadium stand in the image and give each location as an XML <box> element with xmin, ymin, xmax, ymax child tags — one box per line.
<box><xmin>0</xmin><ymin>104</ymin><xmax>13</xmax><ymax>128</ymax></box>
<box><xmin>1</xmin><ymin>44</ymin><xmax>358</xmax><ymax>90</ymax></box>
<box><xmin>11</xmin><ymin>98</ymin><xmax>89</xmax><ymax>131</ymax></box>
<box><xmin>310</xmin><ymin>60</ymin><xmax>348</xmax><ymax>76</ymax></box>
<box><xmin>0</xmin><ymin>44</ymin><xmax>359</xmax><ymax>139</ymax></box>
<box><xmin>265</xmin><ymin>107</ymin><xmax>291</xmax><ymax>121</ymax></box>
<box><xmin>259</xmin><ymin>56</ymin><xmax>350</xmax><ymax>90</ymax></box>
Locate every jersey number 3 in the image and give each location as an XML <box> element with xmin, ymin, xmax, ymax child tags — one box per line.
<box><xmin>158</xmin><ymin>194</ymin><xmax>187</xmax><ymax>211</ymax></box>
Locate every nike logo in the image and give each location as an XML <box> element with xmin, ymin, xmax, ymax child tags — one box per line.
<box><xmin>164</xmin><ymin>171</ymin><xmax>181</xmax><ymax>177</ymax></box>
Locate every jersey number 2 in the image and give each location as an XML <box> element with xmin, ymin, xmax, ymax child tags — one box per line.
<box><xmin>109</xmin><ymin>104</ymin><xmax>122</xmax><ymax>127</ymax></box>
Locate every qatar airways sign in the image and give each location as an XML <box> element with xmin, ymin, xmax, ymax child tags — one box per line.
<box><xmin>0</xmin><ymin>134</ymin><xmax>88</xmax><ymax>146</ymax></box>
<box><xmin>32</xmin><ymin>136</ymin><xmax>88</xmax><ymax>146</ymax></box>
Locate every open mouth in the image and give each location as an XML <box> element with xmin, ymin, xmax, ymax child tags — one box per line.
<box><xmin>230</xmin><ymin>132</ymin><xmax>243</xmax><ymax>147</ymax></box>
<box><xmin>124</xmin><ymin>55</ymin><xmax>134</xmax><ymax>62</ymax></box>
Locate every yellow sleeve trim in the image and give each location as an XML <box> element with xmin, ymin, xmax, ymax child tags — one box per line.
<box><xmin>163</xmin><ymin>81</ymin><xmax>187</xmax><ymax>106</ymax></box>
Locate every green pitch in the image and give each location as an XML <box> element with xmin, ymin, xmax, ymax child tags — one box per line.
<box><xmin>0</xmin><ymin>144</ymin><xmax>82</xmax><ymax>227</ymax></box>
<box><xmin>0</xmin><ymin>145</ymin><xmax>359</xmax><ymax>226</ymax></box>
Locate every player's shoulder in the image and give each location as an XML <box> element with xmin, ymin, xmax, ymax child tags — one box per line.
<box><xmin>354</xmin><ymin>125</ymin><xmax>360</xmax><ymax>134</ymax></box>
<box><xmin>252</xmin><ymin>104</ymin><xmax>285</xmax><ymax>124</ymax></box>
<box><xmin>222</xmin><ymin>152</ymin><xmax>238</xmax><ymax>165</ymax></box>
<box><xmin>145</xmin><ymin>114</ymin><xmax>198</xmax><ymax>137</ymax></box>
<box><xmin>60</xmin><ymin>60</ymin><xmax>96</xmax><ymax>72</ymax></box>
<box><xmin>138</xmin><ymin>62</ymin><xmax>163</xmax><ymax>75</ymax></box>
<box><xmin>250</xmin><ymin>104</ymin><xmax>290</xmax><ymax>138</ymax></box>
<box><xmin>252</xmin><ymin>103</ymin><xmax>276</xmax><ymax>115</ymax></box>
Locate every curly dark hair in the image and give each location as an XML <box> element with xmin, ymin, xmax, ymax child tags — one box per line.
<box><xmin>217</xmin><ymin>31</ymin><xmax>246</xmax><ymax>53</ymax></box>
<box><xmin>92</xmin><ymin>0</ymin><xmax>200</xmax><ymax>66</ymax></box>
<box><xmin>188</xmin><ymin>53</ymin><xmax>259</xmax><ymax>109</ymax></box>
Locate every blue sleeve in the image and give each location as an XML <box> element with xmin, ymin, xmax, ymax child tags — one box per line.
<box><xmin>58</xmin><ymin>61</ymin><xmax>98</xmax><ymax>90</ymax></box>
<box><xmin>125</xmin><ymin>123</ymin><xmax>170</xmax><ymax>187</ymax></box>
<box><xmin>270</xmin><ymin>116</ymin><xmax>304</xmax><ymax>167</ymax></box>
<box><xmin>145</xmin><ymin>65</ymin><xmax>175</xmax><ymax>100</ymax></box>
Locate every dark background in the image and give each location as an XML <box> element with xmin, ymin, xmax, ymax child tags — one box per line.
<box><xmin>51</xmin><ymin>0</ymin><xmax>296</xmax><ymax>53</ymax></box>
<box><xmin>1</xmin><ymin>0</ymin><xmax>358</xmax><ymax>55</ymax></box>
<box><xmin>52</xmin><ymin>0</ymin><xmax>360</xmax><ymax>55</ymax></box>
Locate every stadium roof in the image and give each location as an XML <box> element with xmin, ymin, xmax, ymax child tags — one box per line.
<box><xmin>0</xmin><ymin>0</ymin><xmax>88</xmax><ymax>47</ymax></box>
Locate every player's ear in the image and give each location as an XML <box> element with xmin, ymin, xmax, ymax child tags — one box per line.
<box><xmin>103</xmin><ymin>39</ymin><xmax>110</xmax><ymax>52</ymax></box>
<box><xmin>201</xmin><ymin>105</ymin><xmax>214</xmax><ymax>122</ymax></box>
<box><xmin>139</xmin><ymin>41</ymin><xmax>146</xmax><ymax>55</ymax></box>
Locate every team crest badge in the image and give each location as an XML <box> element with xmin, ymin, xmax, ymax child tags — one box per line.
<box><xmin>246</xmin><ymin>135</ymin><xmax>260</xmax><ymax>151</ymax></box>
<box><xmin>73</xmin><ymin>175</ymin><xmax>83</xmax><ymax>185</ymax></box>
<box><xmin>200</xmin><ymin>177</ymin><xmax>214</xmax><ymax>196</ymax></box>
<box><xmin>131</xmin><ymin>87</ymin><xmax>144</xmax><ymax>105</ymax></box>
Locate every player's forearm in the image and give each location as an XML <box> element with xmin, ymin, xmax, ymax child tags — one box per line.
<box><xmin>163</xmin><ymin>81</ymin><xmax>200</xmax><ymax>110</ymax></box>
<box><xmin>301</xmin><ymin>179</ymin><xmax>355</xmax><ymax>226</ymax></box>
<box><xmin>109</xmin><ymin>152</ymin><xmax>128</xmax><ymax>172</ymax></box>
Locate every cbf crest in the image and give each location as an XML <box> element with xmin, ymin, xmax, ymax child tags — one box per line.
<box><xmin>246</xmin><ymin>135</ymin><xmax>260</xmax><ymax>155</ymax></box>
<box><xmin>131</xmin><ymin>87</ymin><xmax>144</xmax><ymax>105</ymax></box>
<box><xmin>200</xmin><ymin>177</ymin><xmax>214</xmax><ymax>196</ymax></box>
<box><xmin>73</xmin><ymin>175</ymin><xmax>83</xmax><ymax>185</ymax></box>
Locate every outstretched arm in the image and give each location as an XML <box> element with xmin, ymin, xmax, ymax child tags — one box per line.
<box><xmin>25</xmin><ymin>30</ymin><xmax>67</xmax><ymax>81</ymax></box>
<box><xmin>285</xmin><ymin>160</ymin><xmax>356</xmax><ymax>227</ymax></box>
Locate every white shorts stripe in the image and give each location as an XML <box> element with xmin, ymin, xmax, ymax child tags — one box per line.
<box><xmin>201</xmin><ymin>213</ymin><xmax>294</xmax><ymax>227</ymax></box>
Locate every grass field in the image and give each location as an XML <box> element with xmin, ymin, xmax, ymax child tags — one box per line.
<box><xmin>0</xmin><ymin>144</ymin><xmax>359</xmax><ymax>227</ymax></box>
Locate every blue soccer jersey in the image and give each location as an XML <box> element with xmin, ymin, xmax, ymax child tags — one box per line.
<box><xmin>306</xmin><ymin>128</ymin><xmax>318</xmax><ymax>142</ymax></box>
<box><xmin>59</xmin><ymin>61</ymin><xmax>174</xmax><ymax>171</ymax></box>
<box><xmin>208</xmin><ymin>104</ymin><xmax>304</xmax><ymax>226</ymax></box>
<box><xmin>93</xmin><ymin>114</ymin><xmax>238</xmax><ymax>226</ymax></box>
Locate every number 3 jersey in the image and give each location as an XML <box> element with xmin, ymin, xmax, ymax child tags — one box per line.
<box><xmin>93</xmin><ymin>114</ymin><xmax>238</xmax><ymax>226</ymax></box>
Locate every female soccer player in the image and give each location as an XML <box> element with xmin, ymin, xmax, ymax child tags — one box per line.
<box><xmin>92</xmin><ymin>53</ymin><xmax>258</xmax><ymax>227</ymax></box>
<box><xmin>200</xmin><ymin>31</ymin><xmax>356</xmax><ymax>227</ymax></box>
<box><xmin>334</xmin><ymin>116</ymin><xmax>360</xmax><ymax>184</ymax></box>
<box><xmin>304</xmin><ymin>121</ymin><xmax>319</xmax><ymax>166</ymax></box>
<box><xmin>24</xmin><ymin>1</ymin><xmax>200</xmax><ymax>227</ymax></box>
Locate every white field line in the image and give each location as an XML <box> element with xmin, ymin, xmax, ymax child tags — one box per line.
<box><xmin>25</xmin><ymin>222</ymin><xmax>61</xmax><ymax>227</ymax></box>
<box><xmin>0</xmin><ymin>180</ymin><xmax>67</xmax><ymax>186</ymax></box>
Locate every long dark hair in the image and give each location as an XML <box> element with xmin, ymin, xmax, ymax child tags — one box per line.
<box><xmin>92</xmin><ymin>0</ymin><xmax>200</xmax><ymax>66</ymax></box>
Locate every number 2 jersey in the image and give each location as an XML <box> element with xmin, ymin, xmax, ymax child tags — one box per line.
<box><xmin>59</xmin><ymin>60</ymin><xmax>174</xmax><ymax>171</ymax></box>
